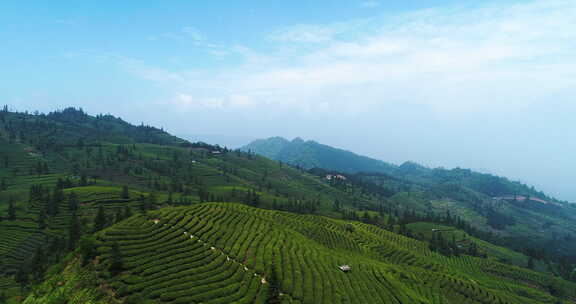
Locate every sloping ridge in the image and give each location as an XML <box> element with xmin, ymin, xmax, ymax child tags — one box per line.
<box><xmin>243</xmin><ymin>137</ymin><xmax>397</xmax><ymax>174</ymax></box>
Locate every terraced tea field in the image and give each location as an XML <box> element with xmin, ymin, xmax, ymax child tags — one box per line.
<box><xmin>97</xmin><ymin>203</ymin><xmax>575</xmax><ymax>304</ymax></box>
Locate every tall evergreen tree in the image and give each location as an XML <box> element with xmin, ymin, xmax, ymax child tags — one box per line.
<box><xmin>14</xmin><ymin>266</ymin><xmax>29</xmax><ymax>293</ymax></box>
<box><xmin>79</xmin><ymin>236</ymin><xmax>96</xmax><ymax>266</ymax></box>
<box><xmin>38</xmin><ymin>209</ymin><xmax>47</xmax><ymax>230</ymax></box>
<box><xmin>8</xmin><ymin>198</ymin><xmax>15</xmax><ymax>220</ymax></box>
<box><xmin>68</xmin><ymin>213</ymin><xmax>81</xmax><ymax>250</ymax></box>
<box><xmin>114</xmin><ymin>208</ymin><xmax>124</xmax><ymax>223</ymax></box>
<box><xmin>93</xmin><ymin>205</ymin><xmax>107</xmax><ymax>232</ymax></box>
<box><xmin>121</xmin><ymin>185</ymin><xmax>130</xmax><ymax>199</ymax></box>
<box><xmin>109</xmin><ymin>242</ymin><xmax>124</xmax><ymax>276</ymax></box>
<box><xmin>30</xmin><ymin>247</ymin><xmax>46</xmax><ymax>282</ymax></box>
<box><xmin>123</xmin><ymin>205</ymin><xmax>133</xmax><ymax>219</ymax></box>
<box><xmin>68</xmin><ymin>191</ymin><xmax>79</xmax><ymax>213</ymax></box>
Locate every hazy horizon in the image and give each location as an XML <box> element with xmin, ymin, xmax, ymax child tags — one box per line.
<box><xmin>2</xmin><ymin>0</ymin><xmax>575</xmax><ymax>201</ymax></box>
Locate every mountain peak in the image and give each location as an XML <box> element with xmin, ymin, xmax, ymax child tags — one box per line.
<box><xmin>292</xmin><ymin>137</ymin><xmax>305</xmax><ymax>144</ymax></box>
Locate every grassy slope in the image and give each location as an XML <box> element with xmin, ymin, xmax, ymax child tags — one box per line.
<box><xmin>28</xmin><ymin>203</ymin><xmax>576</xmax><ymax>304</ymax></box>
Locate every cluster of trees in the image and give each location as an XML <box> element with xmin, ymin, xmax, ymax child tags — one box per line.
<box><xmin>0</xmin><ymin>197</ymin><xmax>17</xmax><ymax>221</ymax></box>
<box><xmin>428</xmin><ymin>232</ymin><xmax>485</xmax><ymax>258</ymax></box>
<box><xmin>14</xmin><ymin>236</ymin><xmax>68</xmax><ymax>293</ymax></box>
<box><xmin>270</xmin><ymin>198</ymin><xmax>319</xmax><ymax>214</ymax></box>
<box><xmin>242</xmin><ymin>189</ymin><xmax>261</xmax><ymax>207</ymax></box>
<box><xmin>485</xmin><ymin>208</ymin><xmax>515</xmax><ymax>230</ymax></box>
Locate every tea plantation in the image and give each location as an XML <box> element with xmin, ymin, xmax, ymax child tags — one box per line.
<box><xmin>87</xmin><ymin>203</ymin><xmax>574</xmax><ymax>304</ymax></box>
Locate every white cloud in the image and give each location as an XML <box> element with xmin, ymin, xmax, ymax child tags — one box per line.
<box><xmin>268</xmin><ymin>19</ymin><xmax>370</xmax><ymax>44</ymax></box>
<box><xmin>360</xmin><ymin>1</ymin><xmax>380</xmax><ymax>8</ymax></box>
<box><xmin>129</xmin><ymin>0</ymin><xmax>576</xmax><ymax>116</ymax></box>
<box><xmin>152</xmin><ymin>26</ymin><xmax>221</xmax><ymax>49</ymax></box>
<box><xmin>182</xmin><ymin>26</ymin><xmax>205</xmax><ymax>42</ymax></box>
<box><xmin>268</xmin><ymin>24</ymin><xmax>342</xmax><ymax>43</ymax></box>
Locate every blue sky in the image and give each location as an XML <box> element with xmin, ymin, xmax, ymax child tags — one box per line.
<box><xmin>1</xmin><ymin>0</ymin><xmax>575</xmax><ymax>201</ymax></box>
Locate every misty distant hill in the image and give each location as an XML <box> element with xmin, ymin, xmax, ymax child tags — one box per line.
<box><xmin>243</xmin><ymin>137</ymin><xmax>556</xmax><ymax>202</ymax></box>
<box><xmin>242</xmin><ymin>136</ymin><xmax>397</xmax><ymax>174</ymax></box>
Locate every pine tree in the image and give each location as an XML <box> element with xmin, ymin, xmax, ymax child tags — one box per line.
<box><xmin>38</xmin><ymin>209</ymin><xmax>47</xmax><ymax>230</ymax></box>
<box><xmin>429</xmin><ymin>232</ymin><xmax>438</xmax><ymax>252</ymax></box>
<box><xmin>93</xmin><ymin>205</ymin><xmax>107</xmax><ymax>232</ymax></box>
<box><xmin>148</xmin><ymin>192</ymin><xmax>157</xmax><ymax>207</ymax></box>
<box><xmin>109</xmin><ymin>242</ymin><xmax>124</xmax><ymax>276</ymax></box>
<box><xmin>68</xmin><ymin>191</ymin><xmax>79</xmax><ymax>213</ymax></box>
<box><xmin>123</xmin><ymin>206</ymin><xmax>133</xmax><ymax>219</ymax></box>
<box><xmin>115</xmin><ymin>208</ymin><xmax>124</xmax><ymax>223</ymax></box>
<box><xmin>121</xmin><ymin>185</ymin><xmax>130</xmax><ymax>199</ymax></box>
<box><xmin>14</xmin><ymin>266</ymin><xmax>29</xmax><ymax>293</ymax></box>
<box><xmin>362</xmin><ymin>211</ymin><xmax>371</xmax><ymax>223</ymax></box>
<box><xmin>8</xmin><ymin>198</ymin><xmax>15</xmax><ymax>220</ymax></box>
<box><xmin>68</xmin><ymin>213</ymin><xmax>81</xmax><ymax>250</ymax></box>
<box><xmin>30</xmin><ymin>247</ymin><xmax>46</xmax><ymax>282</ymax></box>
<box><xmin>79</xmin><ymin>236</ymin><xmax>96</xmax><ymax>266</ymax></box>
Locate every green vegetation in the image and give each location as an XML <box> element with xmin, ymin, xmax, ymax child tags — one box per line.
<box><xmin>30</xmin><ymin>203</ymin><xmax>576</xmax><ymax>303</ymax></box>
<box><xmin>247</xmin><ymin>137</ymin><xmax>576</xmax><ymax>268</ymax></box>
<box><xmin>242</xmin><ymin>137</ymin><xmax>397</xmax><ymax>174</ymax></box>
<box><xmin>0</xmin><ymin>107</ymin><xmax>574</xmax><ymax>303</ymax></box>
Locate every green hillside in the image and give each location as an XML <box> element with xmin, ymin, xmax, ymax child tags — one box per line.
<box><xmin>242</xmin><ymin>137</ymin><xmax>397</xmax><ymax>174</ymax></box>
<box><xmin>24</xmin><ymin>203</ymin><xmax>576</xmax><ymax>303</ymax></box>
<box><xmin>0</xmin><ymin>107</ymin><xmax>574</xmax><ymax>303</ymax></box>
<box><xmin>246</xmin><ymin>137</ymin><xmax>576</xmax><ymax>264</ymax></box>
<box><xmin>0</xmin><ymin>108</ymin><xmax>366</xmax><ymax>300</ymax></box>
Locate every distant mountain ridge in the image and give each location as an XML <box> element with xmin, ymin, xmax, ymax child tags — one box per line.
<box><xmin>242</xmin><ymin>136</ymin><xmax>556</xmax><ymax>202</ymax></box>
<box><xmin>242</xmin><ymin>136</ymin><xmax>397</xmax><ymax>174</ymax></box>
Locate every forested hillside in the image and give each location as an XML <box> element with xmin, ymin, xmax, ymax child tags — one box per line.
<box><xmin>0</xmin><ymin>107</ymin><xmax>574</xmax><ymax>303</ymax></box>
<box><xmin>247</xmin><ymin>137</ymin><xmax>576</xmax><ymax>272</ymax></box>
<box><xmin>242</xmin><ymin>137</ymin><xmax>397</xmax><ymax>174</ymax></box>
